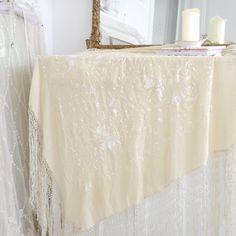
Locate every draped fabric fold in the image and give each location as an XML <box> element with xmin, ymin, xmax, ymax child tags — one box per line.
<box><xmin>29</xmin><ymin>52</ymin><xmax>236</xmax><ymax>235</ymax></box>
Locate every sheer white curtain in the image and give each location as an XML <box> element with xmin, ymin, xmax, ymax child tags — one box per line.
<box><xmin>0</xmin><ymin>0</ymin><xmax>44</xmax><ymax>235</ymax></box>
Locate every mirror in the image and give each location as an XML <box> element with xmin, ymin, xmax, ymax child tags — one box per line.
<box><xmin>100</xmin><ymin>0</ymin><xmax>179</xmax><ymax>46</ymax></box>
<box><xmin>87</xmin><ymin>0</ymin><xmax>235</xmax><ymax>49</ymax></box>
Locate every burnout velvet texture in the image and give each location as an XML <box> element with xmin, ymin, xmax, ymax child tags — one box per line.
<box><xmin>29</xmin><ymin>52</ymin><xmax>236</xmax><ymax>234</ymax></box>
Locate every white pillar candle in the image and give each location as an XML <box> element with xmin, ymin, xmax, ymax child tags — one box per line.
<box><xmin>182</xmin><ymin>8</ymin><xmax>200</xmax><ymax>41</ymax></box>
<box><xmin>208</xmin><ymin>16</ymin><xmax>227</xmax><ymax>44</ymax></box>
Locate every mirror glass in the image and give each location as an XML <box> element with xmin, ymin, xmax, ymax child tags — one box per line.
<box><xmin>99</xmin><ymin>0</ymin><xmax>235</xmax><ymax>45</ymax></box>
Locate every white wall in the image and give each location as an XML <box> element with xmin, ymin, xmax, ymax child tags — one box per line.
<box><xmin>52</xmin><ymin>0</ymin><xmax>92</xmax><ymax>54</ymax></box>
<box><xmin>39</xmin><ymin>0</ymin><xmax>53</xmax><ymax>54</ymax></box>
<box><xmin>39</xmin><ymin>0</ymin><xmax>92</xmax><ymax>55</ymax></box>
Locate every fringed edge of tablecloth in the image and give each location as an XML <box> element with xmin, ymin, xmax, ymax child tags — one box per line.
<box><xmin>29</xmin><ymin>108</ymin><xmax>64</xmax><ymax>236</ymax></box>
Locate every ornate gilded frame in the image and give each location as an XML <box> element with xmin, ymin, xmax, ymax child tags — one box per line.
<box><xmin>86</xmin><ymin>0</ymin><xmax>153</xmax><ymax>49</ymax></box>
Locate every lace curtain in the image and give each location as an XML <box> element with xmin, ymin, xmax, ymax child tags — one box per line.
<box><xmin>0</xmin><ymin>0</ymin><xmax>44</xmax><ymax>235</ymax></box>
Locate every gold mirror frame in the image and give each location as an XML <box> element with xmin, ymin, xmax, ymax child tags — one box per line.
<box><xmin>86</xmin><ymin>0</ymin><xmax>155</xmax><ymax>49</ymax></box>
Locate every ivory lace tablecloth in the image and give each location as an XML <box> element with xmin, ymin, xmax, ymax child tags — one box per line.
<box><xmin>29</xmin><ymin>51</ymin><xmax>236</xmax><ymax>236</ymax></box>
